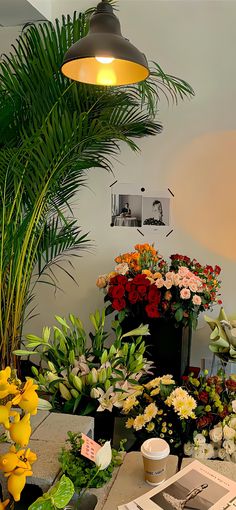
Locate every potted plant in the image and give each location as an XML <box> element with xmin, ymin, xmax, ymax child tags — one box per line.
<box><xmin>96</xmin><ymin>243</ymin><xmax>222</xmax><ymax>380</ymax></box>
<box><xmin>0</xmin><ymin>4</ymin><xmax>194</xmax><ymax>369</ymax></box>
<box><xmin>14</xmin><ymin>310</ymin><xmax>152</xmax><ymax>441</ymax></box>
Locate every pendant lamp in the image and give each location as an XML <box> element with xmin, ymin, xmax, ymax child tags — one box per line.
<box><xmin>61</xmin><ymin>0</ymin><xmax>150</xmax><ymax>86</ymax></box>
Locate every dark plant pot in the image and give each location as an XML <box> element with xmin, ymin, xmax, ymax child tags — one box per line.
<box><xmin>67</xmin><ymin>493</ymin><xmax>98</xmax><ymax>510</ymax></box>
<box><xmin>94</xmin><ymin>411</ymin><xmax>115</xmax><ymax>443</ymax></box>
<box><xmin>14</xmin><ymin>484</ymin><xmax>43</xmax><ymax>510</ymax></box>
<box><xmin>121</xmin><ymin>316</ymin><xmax>192</xmax><ymax>383</ymax></box>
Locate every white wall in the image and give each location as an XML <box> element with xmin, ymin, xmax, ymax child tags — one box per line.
<box><xmin>1</xmin><ymin>1</ymin><xmax>236</xmax><ymax>368</ymax></box>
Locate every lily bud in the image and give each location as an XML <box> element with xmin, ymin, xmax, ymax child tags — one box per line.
<box><xmin>91</xmin><ymin>368</ymin><xmax>98</xmax><ymax>384</ymax></box>
<box><xmin>90</xmin><ymin>387</ymin><xmax>100</xmax><ymax>399</ymax></box>
<box><xmin>101</xmin><ymin>350</ymin><xmax>108</xmax><ymax>364</ymax></box>
<box><xmin>71</xmin><ymin>389</ymin><xmax>79</xmax><ymax>398</ymax></box>
<box><xmin>73</xmin><ymin>376</ymin><xmax>83</xmax><ymax>392</ymax></box>
<box><xmin>59</xmin><ymin>383</ymin><xmax>71</xmax><ymax>401</ymax></box>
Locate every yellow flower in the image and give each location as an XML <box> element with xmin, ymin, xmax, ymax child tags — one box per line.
<box><xmin>6</xmin><ymin>467</ymin><xmax>32</xmax><ymax>502</ymax></box>
<box><xmin>0</xmin><ymin>402</ymin><xmax>15</xmax><ymax>430</ymax></box>
<box><xmin>122</xmin><ymin>396</ymin><xmax>139</xmax><ymax>414</ymax></box>
<box><xmin>144</xmin><ymin>403</ymin><xmax>158</xmax><ymax>422</ymax></box>
<box><xmin>150</xmin><ymin>388</ymin><xmax>160</xmax><ymax>397</ymax></box>
<box><xmin>0</xmin><ymin>368</ymin><xmax>18</xmax><ymax>399</ymax></box>
<box><xmin>12</xmin><ymin>379</ymin><xmax>38</xmax><ymax>416</ymax></box>
<box><xmin>160</xmin><ymin>375</ymin><xmax>175</xmax><ymax>385</ymax></box>
<box><xmin>133</xmin><ymin>415</ymin><xmax>146</xmax><ymax>431</ymax></box>
<box><xmin>125</xmin><ymin>418</ymin><xmax>134</xmax><ymax>429</ymax></box>
<box><xmin>0</xmin><ymin>500</ymin><xmax>9</xmax><ymax>510</ymax></box>
<box><xmin>205</xmin><ymin>405</ymin><xmax>211</xmax><ymax>412</ymax></box>
<box><xmin>9</xmin><ymin>413</ymin><xmax>31</xmax><ymax>447</ymax></box>
<box><xmin>145</xmin><ymin>377</ymin><xmax>161</xmax><ymax>390</ymax></box>
<box><xmin>146</xmin><ymin>422</ymin><xmax>155</xmax><ymax>432</ymax></box>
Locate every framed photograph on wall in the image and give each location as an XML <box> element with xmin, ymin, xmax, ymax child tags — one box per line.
<box><xmin>110</xmin><ymin>183</ymin><xmax>172</xmax><ymax>230</ymax></box>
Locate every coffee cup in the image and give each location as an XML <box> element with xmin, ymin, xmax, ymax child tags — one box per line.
<box><xmin>141</xmin><ymin>438</ymin><xmax>170</xmax><ymax>486</ymax></box>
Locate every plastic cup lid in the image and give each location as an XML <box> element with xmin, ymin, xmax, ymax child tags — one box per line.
<box><xmin>141</xmin><ymin>438</ymin><xmax>170</xmax><ymax>460</ymax></box>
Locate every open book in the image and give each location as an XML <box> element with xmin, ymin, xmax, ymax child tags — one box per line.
<box><xmin>118</xmin><ymin>460</ymin><xmax>236</xmax><ymax>510</ymax></box>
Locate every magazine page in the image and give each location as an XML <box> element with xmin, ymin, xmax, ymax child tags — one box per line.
<box><xmin>127</xmin><ymin>460</ymin><xmax>236</xmax><ymax>510</ymax></box>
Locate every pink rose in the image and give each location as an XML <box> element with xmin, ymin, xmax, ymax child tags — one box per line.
<box><xmin>189</xmin><ymin>282</ymin><xmax>198</xmax><ymax>293</ymax></box>
<box><xmin>155</xmin><ymin>278</ymin><xmax>164</xmax><ymax>289</ymax></box>
<box><xmin>166</xmin><ymin>272</ymin><xmax>174</xmax><ymax>281</ymax></box>
<box><xmin>173</xmin><ymin>274</ymin><xmax>180</xmax><ymax>286</ymax></box>
<box><xmin>192</xmin><ymin>294</ymin><xmax>202</xmax><ymax>305</ymax></box>
<box><xmin>178</xmin><ymin>267</ymin><xmax>190</xmax><ymax>277</ymax></box>
<box><xmin>164</xmin><ymin>280</ymin><xmax>173</xmax><ymax>289</ymax></box>
<box><xmin>182</xmin><ymin>277</ymin><xmax>190</xmax><ymax>287</ymax></box>
<box><xmin>96</xmin><ymin>275</ymin><xmax>107</xmax><ymax>288</ymax></box>
<box><xmin>180</xmin><ymin>288</ymin><xmax>191</xmax><ymax>299</ymax></box>
<box><xmin>115</xmin><ymin>263</ymin><xmax>129</xmax><ymax>275</ymax></box>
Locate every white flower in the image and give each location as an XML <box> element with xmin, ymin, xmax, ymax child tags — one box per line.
<box><xmin>223</xmin><ymin>439</ymin><xmax>236</xmax><ymax>455</ymax></box>
<box><xmin>209</xmin><ymin>425</ymin><xmax>223</xmax><ymax>443</ymax></box>
<box><xmin>232</xmin><ymin>400</ymin><xmax>236</xmax><ymax>413</ymax></box>
<box><xmin>115</xmin><ymin>263</ymin><xmax>129</xmax><ymax>275</ymax></box>
<box><xmin>184</xmin><ymin>441</ymin><xmax>194</xmax><ymax>457</ymax></box>
<box><xmin>194</xmin><ymin>434</ymin><xmax>206</xmax><ymax>446</ymax></box>
<box><xmin>223</xmin><ymin>425</ymin><xmax>236</xmax><ymax>441</ymax></box>
<box><xmin>193</xmin><ymin>445</ymin><xmax>208</xmax><ymax>459</ymax></box>
<box><xmin>218</xmin><ymin>448</ymin><xmax>227</xmax><ymax>460</ymax></box>
<box><xmin>95</xmin><ymin>441</ymin><xmax>112</xmax><ymax>470</ymax></box>
<box><xmin>205</xmin><ymin>443</ymin><xmax>214</xmax><ymax>459</ymax></box>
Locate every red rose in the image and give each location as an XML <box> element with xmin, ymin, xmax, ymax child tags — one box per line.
<box><xmin>198</xmin><ymin>390</ymin><xmax>209</xmax><ymax>404</ymax></box>
<box><xmin>112</xmin><ymin>298</ymin><xmax>126</xmax><ymax>311</ymax></box>
<box><xmin>226</xmin><ymin>378</ymin><xmax>236</xmax><ymax>391</ymax></box>
<box><xmin>112</xmin><ymin>284</ymin><xmax>125</xmax><ymax>299</ymax></box>
<box><xmin>133</xmin><ymin>274</ymin><xmax>150</xmax><ymax>286</ymax></box>
<box><xmin>126</xmin><ymin>282</ymin><xmax>136</xmax><ymax>293</ymax></box>
<box><xmin>218</xmin><ymin>299</ymin><xmax>222</xmax><ymax>305</ymax></box>
<box><xmin>145</xmin><ymin>303</ymin><xmax>160</xmax><ymax>318</ymax></box>
<box><xmin>214</xmin><ymin>265</ymin><xmax>221</xmax><ymax>275</ymax></box>
<box><xmin>109</xmin><ymin>275</ymin><xmax>118</xmax><ymax>285</ymax></box>
<box><xmin>147</xmin><ymin>286</ymin><xmax>161</xmax><ymax>304</ymax></box>
<box><xmin>116</xmin><ymin>275</ymin><xmax>128</xmax><ymax>285</ymax></box>
<box><xmin>137</xmin><ymin>285</ymin><xmax>147</xmax><ymax>296</ymax></box>
<box><xmin>128</xmin><ymin>291</ymin><xmax>139</xmax><ymax>304</ymax></box>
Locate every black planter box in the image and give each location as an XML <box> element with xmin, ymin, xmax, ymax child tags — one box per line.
<box><xmin>121</xmin><ymin>316</ymin><xmax>192</xmax><ymax>383</ymax></box>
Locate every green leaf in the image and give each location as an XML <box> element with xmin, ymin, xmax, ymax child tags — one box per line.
<box><xmin>13</xmin><ymin>350</ymin><xmax>36</xmax><ymax>356</ymax></box>
<box><xmin>175</xmin><ymin>308</ymin><xmax>184</xmax><ymax>322</ymax></box>
<box><xmin>49</xmin><ymin>475</ymin><xmax>74</xmax><ymax>508</ymax></box>
<box><xmin>28</xmin><ymin>496</ymin><xmax>53</xmax><ymax>510</ymax></box>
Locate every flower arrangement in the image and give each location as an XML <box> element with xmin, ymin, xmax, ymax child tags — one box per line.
<box><xmin>182</xmin><ymin>371</ymin><xmax>236</xmax><ymax>460</ymax></box>
<box><xmin>97</xmin><ymin>243</ymin><xmax>222</xmax><ymax>328</ymax></box>
<box><xmin>0</xmin><ymin>367</ymin><xmax>39</xmax><ymax>506</ymax></box>
<box><xmin>14</xmin><ymin>310</ymin><xmax>152</xmax><ymax>416</ymax></box>
<box><xmin>205</xmin><ymin>308</ymin><xmax>236</xmax><ymax>363</ymax></box>
<box><xmin>120</xmin><ymin>374</ymin><xmax>197</xmax><ymax>453</ymax></box>
<box><xmin>59</xmin><ymin>432</ymin><xmax>124</xmax><ymax>494</ymax></box>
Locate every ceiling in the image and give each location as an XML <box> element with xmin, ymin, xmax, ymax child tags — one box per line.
<box><xmin>0</xmin><ymin>0</ymin><xmax>46</xmax><ymax>26</ymax></box>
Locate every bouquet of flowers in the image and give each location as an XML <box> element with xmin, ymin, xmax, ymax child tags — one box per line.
<box><xmin>120</xmin><ymin>374</ymin><xmax>197</xmax><ymax>453</ymax></box>
<box><xmin>182</xmin><ymin>371</ymin><xmax>236</xmax><ymax>460</ymax></box>
<box><xmin>96</xmin><ymin>243</ymin><xmax>222</xmax><ymax>328</ymax></box>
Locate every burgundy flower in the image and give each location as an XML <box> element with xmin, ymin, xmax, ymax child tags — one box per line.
<box><xmin>197</xmin><ymin>414</ymin><xmax>213</xmax><ymax>429</ymax></box>
<box><xmin>126</xmin><ymin>282</ymin><xmax>136</xmax><ymax>293</ymax></box>
<box><xmin>112</xmin><ymin>298</ymin><xmax>126</xmax><ymax>311</ymax></box>
<box><xmin>147</xmin><ymin>286</ymin><xmax>161</xmax><ymax>304</ymax></box>
<box><xmin>116</xmin><ymin>275</ymin><xmax>128</xmax><ymax>285</ymax></box>
<box><xmin>133</xmin><ymin>274</ymin><xmax>150</xmax><ymax>286</ymax></box>
<box><xmin>198</xmin><ymin>390</ymin><xmax>209</xmax><ymax>404</ymax></box>
<box><xmin>145</xmin><ymin>303</ymin><xmax>160</xmax><ymax>318</ymax></box>
<box><xmin>112</xmin><ymin>284</ymin><xmax>125</xmax><ymax>299</ymax></box>
<box><xmin>137</xmin><ymin>285</ymin><xmax>147</xmax><ymax>297</ymax></box>
<box><xmin>214</xmin><ymin>265</ymin><xmax>221</xmax><ymax>275</ymax></box>
<box><xmin>128</xmin><ymin>291</ymin><xmax>139</xmax><ymax>304</ymax></box>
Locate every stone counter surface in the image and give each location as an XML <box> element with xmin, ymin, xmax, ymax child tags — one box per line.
<box><xmin>95</xmin><ymin>452</ymin><xmax>179</xmax><ymax>510</ymax></box>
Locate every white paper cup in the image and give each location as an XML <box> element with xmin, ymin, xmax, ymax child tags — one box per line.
<box><xmin>141</xmin><ymin>438</ymin><xmax>170</xmax><ymax>485</ymax></box>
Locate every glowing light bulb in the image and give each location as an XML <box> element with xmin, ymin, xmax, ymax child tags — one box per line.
<box><xmin>95</xmin><ymin>57</ymin><xmax>115</xmax><ymax>64</ymax></box>
<box><xmin>97</xmin><ymin>68</ymin><xmax>116</xmax><ymax>85</ymax></box>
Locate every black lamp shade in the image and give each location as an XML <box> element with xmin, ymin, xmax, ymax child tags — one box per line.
<box><xmin>61</xmin><ymin>2</ymin><xmax>149</xmax><ymax>86</ymax></box>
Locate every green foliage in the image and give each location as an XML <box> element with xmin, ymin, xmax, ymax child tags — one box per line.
<box><xmin>29</xmin><ymin>475</ymin><xmax>74</xmax><ymax>510</ymax></box>
<box><xmin>59</xmin><ymin>432</ymin><xmax>124</xmax><ymax>492</ymax></box>
<box><xmin>14</xmin><ymin>309</ymin><xmax>151</xmax><ymax>414</ymax></box>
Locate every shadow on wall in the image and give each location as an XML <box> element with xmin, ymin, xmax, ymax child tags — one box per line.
<box><xmin>170</xmin><ymin>131</ymin><xmax>236</xmax><ymax>261</ymax></box>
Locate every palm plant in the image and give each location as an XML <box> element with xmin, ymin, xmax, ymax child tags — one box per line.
<box><xmin>0</xmin><ymin>7</ymin><xmax>194</xmax><ymax>367</ymax></box>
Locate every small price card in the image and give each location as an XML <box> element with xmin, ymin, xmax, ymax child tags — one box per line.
<box><xmin>81</xmin><ymin>433</ymin><xmax>101</xmax><ymax>462</ymax></box>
